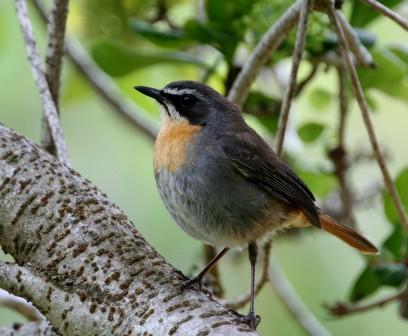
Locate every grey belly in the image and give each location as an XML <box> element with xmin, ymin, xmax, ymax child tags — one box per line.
<box><xmin>155</xmin><ymin>165</ymin><xmax>288</xmax><ymax>247</ymax></box>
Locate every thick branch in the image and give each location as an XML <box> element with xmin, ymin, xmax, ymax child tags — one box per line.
<box><xmin>359</xmin><ymin>0</ymin><xmax>408</xmax><ymax>32</ymax></box>
<box><xmin>0</xmin><ymin>321</ymin><xmax>57</xmax><ymax>336</ymax></box>
<box><xmin>14</xmin><ymin>0</ymin><xmax>70</xmax><ymax>166</ymax></box>
<box><xmin>42</xmin><ymin>0</ymin><xmax>70</xmax><ymax>155</ymax></box>
<box><xmin>0</xmin><ymin>125</ymin><xmax>257</xmax><ymax>335</ymax></box>
<box><xmin>32</xmin><ymin>0</ymin><xmax>158</xmax><ymax>141</ymax></box>
<box><xmin>269</xmin><ymin>258</ymin><xmax>330</xmax><ymax>336</ymax></box>
<box><xmin>275</xmin><ymin>0</ymin><xmax>310</xmax><ymax>156</ymax></box>
<box><xmin>228</xmin><ymin>0</ymin><xmax>302</xmax><ymax>106</ymax></box>
<box><xmin>328</xmin><ymin>6</ymin><xmax>408</xmax><ymax>232</ymax></box>
<box><xmin>0</xmin><ymin>288</ymin><xmax>44</xmax><ymax>322</ymax></box>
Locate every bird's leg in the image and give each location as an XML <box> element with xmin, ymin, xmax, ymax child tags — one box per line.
<box><xmin>236</xmin><ymin>242</ymin><xmax>261</xmax><ymax>329</ymax></box>
<box><xmin>181</xmin><ymin>247</ymin><xmax>229</xmax><ymax>291</ymax></box>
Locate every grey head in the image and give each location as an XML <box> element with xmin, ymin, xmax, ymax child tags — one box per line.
<box><xmin>134</xmin><ymin>80</ymin><xmax>240</xmax><ymax>126</ymax></box>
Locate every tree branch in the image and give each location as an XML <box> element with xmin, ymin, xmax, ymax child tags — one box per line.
<box><xmin>327</xmin><ymin>66</ymin><xmax>358</xmax><ymax>228</ymax></box>
<box><xmin>359</xmin><ymin>0</ymin><xmax>408</xmax><ymax>32</ymax></box>
<box><xmin>32</xmin><ymin>0</ymin><xmax>158</xmax><ymax>141</ymax></box>
<box><xmin>327</xmin><ymin>5</ymin><xmax>408</xmax><ymax>232</ymax></box>
<box><xmin>225</xmin><ymin>241</ymin><xmax>271</xmax><ymax>310</ymax></box>
<box><xmin>0</xmin><ymin>288</ymin><xmax>44</xmax><ymax>322</ymax></box>
<box><xmin>0</xmin><ymin>124</ymin><xmax>257</xmax><ymax>335</ymax></box>
<box><xmin>228</xmin><ymin>0</ymin><xmax>302</xmax><ymax>106</ymax></box>
<box><xmin>335</xmin><ymin>12</ymin><xmax>374</xmax><ymax>67</ymax></box>
<box><xmin>275</xmin><ymin>0</ymin><xmax>311</xmax><ymax>156</ymax></box>
<box><xmin>268</xmin><ymin>258</ymin><xmax>331</xmax><ymax>336</ymax></box>
<box><xmin>327</xmin><ymin>289</ymin><xmax>407</xmax><ymax>317</ymax></box>
<box><xmin>42</xmin><ymin>0</ymin><xmax>70</xmax><ymax>156</ymax></box>
<box><xmin>0</xmin><ymin>321</ymin><xmax>57</xmax><ymax>336</ymax></box>
<box><xmin>14</xmin><ymin>0</ymin><xmax>71</xmax><ymax>166</ymax></box>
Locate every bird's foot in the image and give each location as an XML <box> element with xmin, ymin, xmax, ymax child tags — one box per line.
<box><xmin>179</xmin><ymin>275</ymin><xmax>203</xmax><ymax>291</ymax></box>
<box><xmin>234</xmin><ymin>311</ymin><xmax>261</xmax><ymax>330</ymax></box>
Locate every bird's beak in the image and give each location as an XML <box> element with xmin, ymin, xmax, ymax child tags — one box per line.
<box><xmin>134</xmin><ymin>86</ymin><xmax>164</xmax><ymax>103</ymax></box>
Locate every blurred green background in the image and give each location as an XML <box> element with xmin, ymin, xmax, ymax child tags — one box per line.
<box><xmin>1</xmin><ymin>0</ymin><xmax>408</xmax><ymax>335</ymax></box>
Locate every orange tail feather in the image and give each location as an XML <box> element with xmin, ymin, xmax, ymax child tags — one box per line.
<box><xmin>319</xmin><ymin>213</ymin><xmax>378</xmax><ymax>254</ymax></box>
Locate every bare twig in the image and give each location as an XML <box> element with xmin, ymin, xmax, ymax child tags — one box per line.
<box><xmin>228</xmin><ymin>0</ymin><xmax>302</xmax><ymax>106</ymax></box>
<box><xmin>359</xmin><ymin>0</ymin><xmax>408</xmax><ymax>32</ymax></box>
<box><xmin>327</xmin><ymin>289</ymin><xmax>407</xmax><ymax>317</ymax></box>
<box><xmin>328</xmin><ymin>6</ymin><xmax>408</xmax><ymax>232</ymax></box>
<box><xmin>327</xmin><ymin>67</ymin><xmax>357</xmax><ymax>228</ymax></box>
<box><xmin>225</xmin><ymin>240</ymin><xmax>271</xmax><ymax>309</ymax></box>
<box><xmin>14</xmin><ymin>0</ymin><xmax>71</xmax><ymax>166</ymax></box>
<box><xmin>269</xmin><ymin>257</ymin><xmax>331</xmax><ymax>336</ymax></box>
<box><xmin>42</xmin><ymin>0</ymin><xmax>70</xmax><ymax>155</ymax></box>
<box><xmin>203</xmin><ymin>245</ymin><xmax>224</xmax><ymax>297</ymax></box>
<box><xmin>336</xmin><ymin>12</ymin><xmax>374</xmax><ymax>67</ymax></box>
<box><xmin>294</xmin><ymin>63</ymin><xmax>319</xmax><ymax>97</ymax></box>
<box><xmin>33</xmin><ymin>0</ymin><xmax>158</xmax><ymax>141</ymax></box>
<box><xmin>0</xmin><ymin>289</ymin><xmax>44</xmax><ymax>322</ymax></box>
<box><xmin>275</xmin><ymin>0</ymin><xmax>311</xmax><ymax>156</ymax></box>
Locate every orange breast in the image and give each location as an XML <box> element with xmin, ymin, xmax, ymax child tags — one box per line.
<box><xmin>154</xmin><ymin>120</ymin><xmax>202</xmax><ymax>173</ymax></box>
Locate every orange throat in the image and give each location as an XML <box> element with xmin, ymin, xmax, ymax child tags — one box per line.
<box><xmin>154</xmin><ymin>120</ymin><xmax>202</xmax><ymax>173</ymax></box>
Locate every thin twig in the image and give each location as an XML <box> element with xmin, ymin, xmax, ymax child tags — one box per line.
<box><xmin>225</xmin><ymin>240</ymin><xmax>271</xmax><ymax>309</ymax></box>
<box><xmin>327</xmin><ymin>289</ymin><xmax>407</xmax><ymax>317</ymax></box>
<box><xmin>294</xmin><ymin>63</ymin><xmax>319</xmax><ymax>97</ymax></box>
<box><xmin>328</xmin><ymin>6</ymin><xmax>408</xmax><ymax>232</ymax></box>
<box><xmin>203</xmin><ymin>245</ymin><xmax>224</xmax><ymax>297</ymax></box>
<box><xmin>327</xmin><ymin>67</ymin><xmax>357</xmax><ymax>228</ymax></box>
<box><xmin>228</xmin><ymin>0</ymin><xmax>302</xmax><ymax>106</ymax></box>
<box><xmin>269</xmin><ymin>257</ymin><xmax>331</xmax><ymax>336</ymax></box>
<box><xmin>33</xmin><ymin>0</ymin><xmax>158</xmax><ymax>141</ymax></box>
<box><xmin>336</xmin><ymin>12</ymin><xmax>374</xmax><ymax>67</ymax></box>
<box><xmin>0</xmin><ymin>288</ymin><xmax>44</xmax><ymax>322</ymax></box>
<box><xmin>42</xmin><ymin>0</ymin><xmax>70</xmax><ymax>155</ymax></box>
<box><xmin>359</xmin><ymin>0</ymin><xmax>408</xmax><ymax>32</ymax></box>
<box><xmin>275</xmin><ymin>0</ymin><xmax>311</xmax><ymax>156</ymax></box>
<box><xmin>14</xmin><ymin>0</ymin><xmax>71</xmax><ymax>166</ymax></box>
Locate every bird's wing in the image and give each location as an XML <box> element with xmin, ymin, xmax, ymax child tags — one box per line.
<box><xmin>222</xmin><ymin>126</ymin><xmax>320</xmax><ymax>228</ymax></box>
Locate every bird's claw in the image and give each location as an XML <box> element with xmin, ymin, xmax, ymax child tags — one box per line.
<box><xmin>179</xmin><ymin>275</ymin><xmax>203</xmax><ymax>291</ymax></box>
<box><xmin>234</xmin><ymin>311</ymin><xmax>261</xmax><ymax>330</ymax></box>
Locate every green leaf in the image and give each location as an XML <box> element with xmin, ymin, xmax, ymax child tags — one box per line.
<box><xmin>296</xmin><ymin>170</ymin><xmax>338</xmax><ymax>198</ymax></box>
<box><xmin>184</xmin><ymin>19</ymin><xmax>237</xmax><ymax>63</ymax></box>
<box><xmin>308</xmin><ymin>88</ymin><xmax>332</xmax><ymax>111</ymax></box>
<box><xmin>374</xmin><ymin>263</ymin><xmax>407</xmax><ymax>287</ymax></box>
<box><xmin>350</xmin><ymin>265</ymin><xmax>381</xmax><ymax>302</ymax></box>
<box><xmin>389</xmin><ymin>45</ymin><xmax>408</xmax><ymax>64</ymax></box>
<box><xmin>383</xmin><ymin>224</ymin><xmax>407</xmax><ymax>260</ymax></box>
<box><xmin>298</xmin><ymin>123</ymin><xmax>325</xmax><ymax>143</ymax></box>
<box><xmin>383</xmin><ymin>167</ymin><xmax>408</xmax><ymax>226</ymax></box>
<box><xmin>350</xmin><ymin>0</ymin><xmax>404</xmax><ymax>27</ymax></box>
<box><xmin>91</xmin><ymin>38</ymin><xmax>206</xmax><ymax>77</ymax></box>
<box><xmin>358</xmin><ymin>47</ymin><xmax>408</xmax><ymax>102</ymax></box>
<box><xmin>206</xmin><ymin>0</ymin><xmax>254</xmax><ymax>23</ymax></box>
<box><xmin>129</xmin><ymin>19</ymin><xmax>193</xmax><ymax>48</ymax></box>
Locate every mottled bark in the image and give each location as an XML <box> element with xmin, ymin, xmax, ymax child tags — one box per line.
<box><xmin>0</xmin><ymin>321</ymin><xmax>57</xmax><ymax>336</ymax></box>
<box><xmin>0</xmin><ymin>124</ymin><xmax>258</xmax><ymax>336</ymax></box>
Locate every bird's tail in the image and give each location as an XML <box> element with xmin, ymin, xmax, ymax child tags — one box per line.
<box><xmin>319</xmin><ymin>213</ymin><xmax>378</xmax><ymax>254</ymax></box>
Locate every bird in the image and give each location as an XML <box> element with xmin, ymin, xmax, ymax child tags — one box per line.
<box><xmin>134</xmin><ymin>80</ymin><xmax>378</xmax><ymax>329</ymax></box>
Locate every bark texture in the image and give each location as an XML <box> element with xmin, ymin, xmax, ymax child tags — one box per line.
<box><xmin>0</xmin><ymin>124</ymin><xmax>258</xmax><ymax>336</ymax></box>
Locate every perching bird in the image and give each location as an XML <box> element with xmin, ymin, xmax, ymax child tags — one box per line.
<box><xmin>134</xmin><ymin>81</ymin><xmax>378</xmax><ymax>329</ymax></box>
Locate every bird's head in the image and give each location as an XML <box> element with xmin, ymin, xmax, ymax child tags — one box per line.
<box><xmin>134</xmin><ymin>80</ymin><xmax>238</xmax><ymax>127</ymax></box>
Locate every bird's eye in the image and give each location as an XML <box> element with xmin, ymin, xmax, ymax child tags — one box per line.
<box><xmin>180</xmin><ymin>94</ymin><xmax>197</xmax><ymax>107</ymax></box>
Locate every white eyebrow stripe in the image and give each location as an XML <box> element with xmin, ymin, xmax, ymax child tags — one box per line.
<box><xmin>163</xmin><ymin>88</ymin><xmax>197</xmax><ymax>96</ymax></box>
